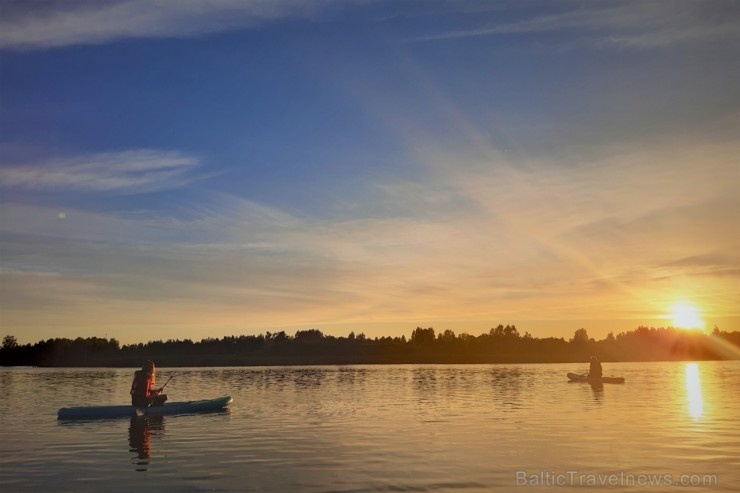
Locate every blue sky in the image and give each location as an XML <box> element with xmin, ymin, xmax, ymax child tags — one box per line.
<box><xmin>1</xmin><ymin>0</ymin><xmax>739</xmax><ymax>344</ymax></box>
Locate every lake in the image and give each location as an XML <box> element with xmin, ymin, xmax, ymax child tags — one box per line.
<box><xmin>1</xmin><ymin>361</ymin><xmax>738</xmax><ymax>492</ymax></box>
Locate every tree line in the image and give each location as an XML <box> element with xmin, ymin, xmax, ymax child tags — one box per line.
<box><xmin>1</xmin><ymin>325</ymin><xmax>739</xmax><ymax>367</ymax></box>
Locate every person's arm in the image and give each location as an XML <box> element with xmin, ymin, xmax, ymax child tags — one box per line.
<box><xmin>146</xmin><ymin>375</ymin><xmax>158</xmax><ymax>397</ymax></box>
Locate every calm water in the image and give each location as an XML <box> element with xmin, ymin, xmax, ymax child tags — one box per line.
<box><xmin>1</xmin><ymin>362</ymin><xmax>738</xmax><ymax>492</ymax></box>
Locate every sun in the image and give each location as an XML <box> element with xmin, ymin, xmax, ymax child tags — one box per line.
<box><xmin>670</xmin><ymin>303</ymin><xmax>704</xmax><ymax>330</ymax></box>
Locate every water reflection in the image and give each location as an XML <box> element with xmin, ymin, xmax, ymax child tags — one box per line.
<box><xmin>489</xmin><ymin>368</ymin><xmax>526</xmax><ymax>411</ymax></box>
<box><xmin>128</xmin><ymin>415</ymin><xmax>165</xmax><ymax>471</ymax></box>
<box><xmin>336</xmin><ymin>367</ymin><xmax>367</xmax><ymax>387</ymax></box>
<box><xmin>5</xmin><ymin>364</ymin><xmax>740</xmax><ymax>492</ymax></box>
<box><xmin>685</xmin><ymin>363</ymin><xmax>703</xmax><ymax>419</ymax></box>
<box><xmin>293</xmin><ymin>368</ymin><xmax>327</xmax><ymax>389</ymax></box>
<box><xmin>412</xmin><ymin>367</ymin><xmax>438</xmax><ymax>393</ymax></box>
<box><xmin>590</xmin><ymin>382</ymin><xmax>604</xmax><ymax>403</ymax></box>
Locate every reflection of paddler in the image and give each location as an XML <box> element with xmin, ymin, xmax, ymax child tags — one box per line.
<box><xmin>129</xmin><ymin>416</ymin><xmax>152</xmax><ymax>460</ymax></box>
<box><xmin>590</xmin><ymin>380</ymin><xmax>604</xmax><ymax>396</ymax></box>
<box><xmin>128</xmin><ymin>415</ymin><xmax>164</xmax><ymax>470</ymax></box>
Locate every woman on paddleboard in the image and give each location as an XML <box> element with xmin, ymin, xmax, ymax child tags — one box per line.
<box><xmin>130</xmin><ymin>360</ymin><xmax>168</xmax><ymax>407</ymax></box>
<box><xmin>588</xmin><ymin>356</ymin><xmax>602</xmax><ymax>379</ymax></box>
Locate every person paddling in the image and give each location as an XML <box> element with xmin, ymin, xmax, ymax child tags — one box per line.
<box><xmin>130</xmin><ymin>360</ymin><xmax>168</xmax><ymax>407</ymax></box>
<box><xmin>588</xmin><ymin>356</ymin><xmax>603</xmax><ymax>379</ymax></box>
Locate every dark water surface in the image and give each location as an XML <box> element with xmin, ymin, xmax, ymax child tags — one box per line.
<box><xmin>1</xmin><ymin>362</ymin><xmax>738</xmax><ymax>492</ymax></box>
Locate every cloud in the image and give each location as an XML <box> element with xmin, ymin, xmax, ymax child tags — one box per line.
<box><xmin>0</xmin><ymin>149</ymin><xmax>205</xmax><ymax>193</ymax></box>
<box><xmin>1</xmin><ymin>117</ymin><xmax>738</xmax><ymax>341</ymax></box>
<box><xmin>8</xmin><ymin>1</ymin><xmax>737</xmax><ymax>51</ymax></box>
<box><xmin>412</xmin><ymin>1</ymin><xmax>740</xmax><ymax>48</ymax></box>
<box><xmin>664</xmin><ymin>252</ymin><xmax>740</xmax><ymax>279</ymax></box>
<box><xmin>0</xmin><ymin>0</ymin><xmax>337</xmax><ymax>50</ymax></box>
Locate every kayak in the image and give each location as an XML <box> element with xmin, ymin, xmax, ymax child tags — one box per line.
<box><xmin>58</xmin><ymin>396</ymin><xmax>233</xmax><ymax>420</ymax></box>
<box><xmin>567</xmin><ymin>373</ymin><xmax>625</xmax><ymax>384</ymax></box>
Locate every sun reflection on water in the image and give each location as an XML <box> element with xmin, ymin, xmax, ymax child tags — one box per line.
<box><xmin>685</xmin><ymin>363</ymin><xmax>703</xmax><ymax>419</ymax></box>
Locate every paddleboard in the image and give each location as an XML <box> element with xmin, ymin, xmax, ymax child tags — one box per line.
<box><xmin>567</xmin><ymin>373</ymin><xmax>625</xmax><ymax>384</ymax></box>
<box><xmin>58</xmin><ymin>396</ymin><xmax>233</xmax><ymax>420</ymax></box>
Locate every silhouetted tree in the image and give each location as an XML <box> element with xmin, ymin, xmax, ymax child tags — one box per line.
<box><xmin>295</xmin><ymin>329</ymin><xmax>324</xmax><ymax>343</ymax></box>
<box><xmin>411</xmin><ymin>327</ymin><xmax>435</xmax><ymax>345</ymax></box>
<box><xmin>571</xmin><ymin>328</ymin><xmax>589</xmax><ymax>344</ymax></box>
<box><xmin>3</xmin><ymin>325</ymin><xmax>739</xmax><ymax>367</ymax></box>
<box><xmin>2</xmin><ymin>335</ymin><xmax>18</xmax><ymax>349</ymax></box>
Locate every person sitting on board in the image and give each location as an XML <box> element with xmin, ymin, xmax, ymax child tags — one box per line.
<box><xmin>130</xmin><ymin>360</ymin><xmax>168</xmax><ymax>407</ymax></box>
<box><xmin>588</xmin><ymin>356</ymin><xmax>603</xmax><ymax>379</ymax></box>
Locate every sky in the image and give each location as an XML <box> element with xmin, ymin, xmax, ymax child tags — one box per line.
<box><xmin>1</xmin><ymin>0</ymin><xmax>739</xmax><ymax>345</ymax></box>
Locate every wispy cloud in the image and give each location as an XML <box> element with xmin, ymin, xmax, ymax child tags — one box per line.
<box><xmin>3</xmin><ymin>134</ymin><xmax>739</xmax><ymax>343</ymax></box>
<box><xmin>413</xmin><ymin>1</ymin><xmax>740</xmax><ymax>48</ymax></box>
<box><xmin>0</xmin><ymin>149</ymin><xmax>204</xmax><ymax>193</ymax></box>
<box><xmin>0</xmin><ymin>0</ymin><xmax>337</xmax><ymax>50</ymax></box>
<box><xmin>5</xmin><ymin>126</ymin><xmax>737</xmax><ymax>336</ymax></box>
<box><xmin>11</xmin><ymin>1</ymin><xmax>737</xmax><ymax>52</ymax></box>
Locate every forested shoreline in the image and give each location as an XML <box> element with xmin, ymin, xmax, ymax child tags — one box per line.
<box><xmin>2</xmin><ymin>325</ymin><xmax>739</xmax><ymax>367</ymax></box>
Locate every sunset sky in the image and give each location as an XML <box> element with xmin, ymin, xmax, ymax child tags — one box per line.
<box><xmin>1</xmin><ymin>1</ymin><xmax>739</xmax><ymax>345</ymax></box>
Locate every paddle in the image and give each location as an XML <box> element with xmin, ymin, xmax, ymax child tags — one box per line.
<box><xmin>154</xmin><ymin>376</ymin><xmax>173</xmax><ymax>395</ymax></box>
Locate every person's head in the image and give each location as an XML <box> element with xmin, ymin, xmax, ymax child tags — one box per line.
<box><xmin>143</xmin><ymin>360</ymin><xmax>155</xmax><ymax>375</ymax></box>
<box><xmin>590</xmin><ymin>356</ymin><xmax>599</xmax><ymax>362</ymax></box>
